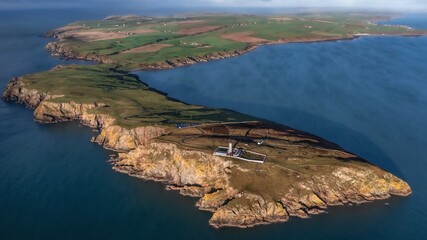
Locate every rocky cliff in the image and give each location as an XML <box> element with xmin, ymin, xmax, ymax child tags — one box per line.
<box><xmin>2</xmin><ymin>77</ymin><xmax>164</xmax><ymax>151</ymax></box>
<box><xmin>45</xmin><ymin>29</ymin><xmax>423</xmax><ymax>72</ymax></box>
<box><xmin>45</xmin><ymin>40</ymin><xmax>258</xmax><ymax>70</ymax></box>
<box><xmin>113</xmin><ymin>140</ymin><xmax>410</xmax><ymax>228</ymax></box>
<box><xmin>2</xmin><ymin>76</ymin><xmax>412</xmax><ymax>228</ymax></box>
<box><xmin>46</xmin><ymin>42</ymin><xmax>115</xmax><ymax>64</ymax></box>
<box><xmin>136</xmin><ymin>45</ymin><xmax>258</xmax><ymax>70</ymax></box>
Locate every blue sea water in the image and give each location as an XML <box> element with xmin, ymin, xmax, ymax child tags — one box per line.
<box><xmin>0</xmin><ymin>9</ymin><xmax>426</xmax><ymax>239</ymax></box>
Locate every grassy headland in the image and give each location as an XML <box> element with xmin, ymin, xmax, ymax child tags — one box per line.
<box><xmin>45</xmin><ymin>13</ymin><xmax>424</xmax><ymax>70</ymax></box>
<box><xmin>18</xmin><ymin>65</ymin><xmax>255</xmax><ymax>128</ymax></box>
<box><xmin>4</xmin><ymin>60</ymin><xmax>412</xmax><ymax>228</ymax></box>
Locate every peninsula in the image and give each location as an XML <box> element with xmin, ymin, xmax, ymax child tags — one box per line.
<box><xmin>44</xmin><ymin>13</ymin><xmax>423</xmax><ymax>70</ymax></box>
<box><xmin>2</xmin><ymin>13</ymin><xmax>420</xmax><ymax>228</ymax></box>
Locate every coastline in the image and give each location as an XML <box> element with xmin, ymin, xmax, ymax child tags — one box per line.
<box><xmin>1</xmin><ymin>63</ymin><xmax>412</xmax><ymax>228</ymax></box>
<box><xmin>1</xmin><ymin>13</ymin><xmax>421</xmax><ymax>228</ymax></box>
<box><xmin>45</xmin><ymin>32</ymin><xmax>425</xmax><ymax>71</ymax></box>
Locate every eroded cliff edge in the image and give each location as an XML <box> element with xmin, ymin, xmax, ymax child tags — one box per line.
<box><xmin>2</xmin><ymin>70</ymin><xmax>411</xmax><ymax>228</ymax></box>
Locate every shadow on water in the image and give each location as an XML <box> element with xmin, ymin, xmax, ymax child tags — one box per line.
<box><xmin>183</xmin><ymin>94</ymin><xmax>406</xmax><ymax>176</ymax></box>
<box><xmin>246</xmin><ymin>102</ymin><xmax>405</xmax><ymax>175</ymax></box>
<box><xmin>136</xmin><ymin>71</ymin><xmax>411</xmax><ymax>180</ymax></box>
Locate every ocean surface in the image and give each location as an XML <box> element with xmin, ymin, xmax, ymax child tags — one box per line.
<box><xmin>0</xmin><ymin>9</ymin><xmax>426</xmax><ymax>240</ymax></box>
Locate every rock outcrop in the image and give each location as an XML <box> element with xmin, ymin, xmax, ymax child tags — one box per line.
<box><xmin>113</xmin><ymin>142</ymin><xmax>232</xmax><ymax>196</ymax></box>
<box><xmin>2</xmin><ymin>77</ymin><xmax>164</xmax><ymax>152</ymax></box>
<box><xmin>137</xmin><ymin>46</ymin><xmax>258</xmax><ymax>70</ymax></box>
<box><xmin>45</xmin><ymin>40</ymin><xmax>258</xmax><ymax>70</ymax></box>
<box><xmin>95</xmin><ymin>125</ymin><xmax>165</xmax><ymax>152</ymax></box>
<box><xmin>2</xmin><ymin>77</ymin><xmax>47</xmax><ymax>107</ymax></box>
<box><xmin>46</xmin><ymin>42</ymin><xmax>115</xmax><ymax>64</ymax></box>
<box><xmin>112</xmin><ymin>139</ymin><xmax>411</xmax><ymax>228</ymax></box>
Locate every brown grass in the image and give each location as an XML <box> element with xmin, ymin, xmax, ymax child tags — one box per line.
<box><xmin>180</xmin><ymin>25</ymin><xmax>222</xmax><ymax>35</ymax></box>
<box><xmin>176</xmin><ymin>20</ymin><xmax>206</xmax><ymax>25</ymax></box>
<box><xmin>221</xmin><ymin>31</ymin><xmax>268</xmax><ymax>43</ymax></box>
<box><xmin>158</xmin><ymin>121</ymin><xmax>358</xmax><ymax>170</ymax></box>
<box><xmin>312</xmin><ymin>19</ymin><xmax>334</xmax><ymax>24</ymax></box>
<box><xmin>121</xmin><ymin>43</ymin><xmax>173</xmax><ymax>53</ymax></box>
<box><xmin>55</xmin><ymin>25</ymin><xmax>86</xmax><ymax>32</ymax></box>
<box><xmin>65</xmin><ymin>31</ymin><xmax>127</xmax><ymax>42</ymax></box>
<box><xmin>126</xmin><ymin>29</ymin><xmax>158</xmax><ymax>34</ymax></box>
<box><xmin>270</xmin><ymin>17</ymin><xmax>294</xmax><ymax>21</ymax></box>
<box><xmin>65</xmin><ymin>29</ymin><xmax>157</xmax><ymax>42</ymax></box>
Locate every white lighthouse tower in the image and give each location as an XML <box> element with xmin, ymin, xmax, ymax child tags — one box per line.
<box><xmin>228</xmin><ymin>142</ymin><xmax>233</xmax><ymax>156</ymax></box>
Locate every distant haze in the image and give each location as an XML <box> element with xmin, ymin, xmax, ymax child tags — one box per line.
<box><xmin>0</xmin><ymin>0</ymin><xmax>426</xmax><ymax>12</ymax></box>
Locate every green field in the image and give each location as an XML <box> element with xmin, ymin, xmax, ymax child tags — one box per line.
<box><xmin>48</xmin><ymin>13</ymin><xmax>422</xmax><ymax>70</ymax></box>
<box><xmin>20</xmin><ymin>65</ymin><xmax>256</xmax><ymax>128</ymax></box>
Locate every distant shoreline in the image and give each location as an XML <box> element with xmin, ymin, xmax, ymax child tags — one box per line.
<box><xmin>43</xmin><ymin>13</ymin><xmax>427</xmax><ymax>71</ymax></box>
<box><xmin>45</xmin><ymin>31</ymin><xmax>425</xmax><ymax>72</ymax></box>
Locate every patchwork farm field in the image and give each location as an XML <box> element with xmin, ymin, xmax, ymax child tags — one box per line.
<box><xmin>46</xmin><ymin>13</ymin><xmax>422</xmax><ymax>70</ymax></box>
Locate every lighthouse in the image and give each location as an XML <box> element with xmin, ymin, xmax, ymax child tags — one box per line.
<box><xmin>228</xmin><ymin>142</ymin><xmax>233</xmax><ymax>156</ymax></box>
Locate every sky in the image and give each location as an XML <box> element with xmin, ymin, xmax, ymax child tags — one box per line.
<box><xmin>0</xmin><ymin>0</ymin><xmax>426</xmax><ymax>11</ymax></box>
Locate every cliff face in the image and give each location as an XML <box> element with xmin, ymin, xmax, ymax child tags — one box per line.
<box><xmin>137</xmin><ymin>46</ymin><xmax>258</xmax><ymax>70</ymax></box>
<box><xmin>113</xmin><ymin>142</ymin><xmax>233</xmax><ymax>196</ymax></box>
<box><xmin>45</xmin><ymin>39</ymin><xmax>258</xmax><ymax>70</ymax></box>
<box><xmin>95</xmin><ymin>125</ymin><xmax>165</xmax><ymax>152</ymax></box>
<box><xmin>112</xmin><ymin>140</ymin><xmax>410</xmax><ymax>228</ymax></box>
<box><xmin>46</xmin><ymin>42</ymin><xmax>114</xmax><ymax>64</ymax></box>
<box><xmin>2</xmin><ymin>77</ymin><xmax>164</xmax><ymax>152</ymax></box>
<box><xmin>209</xmin><ymin>166</ymin><xmax>410</xmax><ymax>228</ymax></box>
<box><xmin>2</xmin><ymin>76</ymin><xmax>412</xmax><ymax>228</ymax></box>
<box><xmin>2</xmin><ymin>77</ymin><xmax>47</xmax><ymax>107</ymax></box>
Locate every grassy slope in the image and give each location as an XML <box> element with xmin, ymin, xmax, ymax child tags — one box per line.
<box><xmin>156</xmin><ymin>121</ymin><xmax>377</xmax><ymax>201</ymax></box>
<box><xmin>55</xmin><ymin>13</ymin><xmax>422</xmax><ymax>70</ymax></box>
<box><xmin>21</xmin><ymin>65</ymin><xmax>256</xmax><ymax>129</ymax></box>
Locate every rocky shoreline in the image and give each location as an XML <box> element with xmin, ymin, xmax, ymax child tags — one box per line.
<box><xmin>45</xmin><ymin>40</ymin><xmax>259</xmax><ymax>69</ymax></box>
<box><xmin>2</xmin><ymin>74</ymin><xmax>412</xmax><ymax>228</ymax></box>
<box><xmin>46</xmin><ymin>42</ymin><xmax>116</xmax><ymax>64</ymax></box>
<box><xmin>45</xmin><ymin>32</ymin><xmax>425</xmax><ymax>71</ymax></box>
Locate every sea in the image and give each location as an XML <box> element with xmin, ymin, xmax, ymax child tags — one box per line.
<box><xmin>0</xmin><ymin>8</ymin><xmax>426</xmax><ymax>240</ymax></box>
